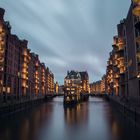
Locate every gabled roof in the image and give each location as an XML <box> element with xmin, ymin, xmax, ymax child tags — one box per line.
<box><xmin>65</xmin><ymin>70</ymin><xmax>81</xmax><ymax>79</ymax></box>
<box><xmin>79</xmin><ymin>71</ymin><xmax>89</xmax><ymax>80</ymax></box>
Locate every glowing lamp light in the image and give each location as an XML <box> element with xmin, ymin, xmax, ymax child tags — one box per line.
<box><xmin>137</xmin><ymin>73</ymin><xmax>140</xmax><ymax>79</ymax></box>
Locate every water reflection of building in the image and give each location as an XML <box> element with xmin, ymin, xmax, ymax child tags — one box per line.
<box><xmin>19</xmin><ymin>103</ymin><xmax>53</xmax><ymax>140</ymax></box>
<box><xmin>64</xmin><ymin>103</ymin><xmax>88</xmax><ymax>126</ymax></box>
<box><xmin>0</xmin><ymin>102</ymin><xmax>54</xmax><ymax>140</ymax></box>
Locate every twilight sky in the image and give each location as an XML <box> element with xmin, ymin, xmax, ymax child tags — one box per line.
<box><xmin>0</xmin><ymin>0</ymin><xmax>130</xmax><ymax>84</ymax></box>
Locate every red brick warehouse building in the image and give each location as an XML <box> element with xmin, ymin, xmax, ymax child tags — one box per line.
<box><xmin>0</xmin><ymin>8</ymin><xmax>55</xmax><ymax>102</ymax></box>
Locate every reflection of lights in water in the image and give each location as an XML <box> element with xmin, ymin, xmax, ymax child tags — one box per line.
<box><xmin>77</xmin><ymin>104</ymin><xmax>81</xmax><ymax>111</ymax></box>
<box><xmin>1</xmin><ymin>97</ymin><xmax>140</xmax><ymax>140</ymax></box>
<box><xmin>66</xmin><ymin>108</ymin><xmax>71</xmax><ymax>124</ymax></box>
<box><xmin>20</xmin><ymin>119</ymin><xmax>30</xmax><ymax>140</ymax></box>
<box><xmin>64</xmin><ymin>103</ymin><xmax>88</xmax><ymax>126</ymax></box>
<box><xmin>112</xmin><ymin>121</ymin><xmax>119</xmax><ymax>139</ymax></box>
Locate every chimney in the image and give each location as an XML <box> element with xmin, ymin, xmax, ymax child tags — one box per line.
<box><xmin>0</xmin><ymin>8</ymin><xmax>5</xmax><ymax>21</ymax></box>
<box><xmin>67</xmin><ymin>71</ymin><xmax>69</xmax><ymax>75</ymax></box>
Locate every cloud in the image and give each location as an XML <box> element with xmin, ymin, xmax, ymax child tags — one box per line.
<box><xmin>0</xmin><ymin>0</ymin><xmax>131</xmax><ymax>84</ymax></box>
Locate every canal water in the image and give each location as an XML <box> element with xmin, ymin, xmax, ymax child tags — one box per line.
<box><xmin>0</xmin><ymin>97</ymin><xmax>140</xmax><ymax>140</ymax></box>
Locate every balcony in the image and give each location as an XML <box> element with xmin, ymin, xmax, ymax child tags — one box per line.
<box><xmin>120</xmin><ymin>66</ymin><xmax>125</xmax><ymax>74</ymax></box>
<box><xmin>136</xmin><ymin>36</ymin><xmax>140</xmax><ymax>45</ymax></box>
<box><xmin>0</xmin><ymin>47</ymin><xmax>4</xmax><ymax>53</ymax></box>
<box><xmin>35</xmin><ymin>80</ymin><xmax>39</xmax><ymax>84</ymax></box>
<box><xmin>0</xmin><ymin>26</ymin><xmax>3</xmax><ymax>33</ymax></box>
<box><xmin>22</xmin><ymin>63</ymin><xmax>28</xmax><ymax>68</ymax></box>
<box><xmin>118</xmin><ymin>38</ymin><xmax>124</xmax><ymax>46</ymax></box>
<box><xmin>0</xmin><ymin>57</ymin><xmax>4</xmax><ymax>63</ymax></box>
<box><xmin>35</xmin><ymin>71</ymin><xmax>39</xmax><ymax>75</ymax></box>
<box><xmin>35</xmin><ymin>85</ymin><xmax>38</xmax><ymax>88</ymax></box>
<box><xmin>113</xmin><ymin>38</ymin><xmax>124</xmax><ymax>51</ymax></box>
<box><xmin>132</xmin><ymin>5</ymin><xmax>140</xmax><ymax>17</ymax></box>
<box><xmin>35</xmin><ymin>76</ymin><xmax>38</xmax><ymax>79</ymax></box>
<box><xmin>118</xmin><ymin>58</ymin><xmax>125</xmax><ymax>68</ymax></box>
<box><xmin>22</xmin><ymin>72</ymin><xmax>28</xmax><ymax>79</ymax></box>
<box><xmin>114</xmin><ymin>73</ymin><xmax>120</xmax><ymax>79</ymax></box>
<box><xmin>107</xmin><ymin>60</ymin><xmax>113</xmax><ymax>66</ymax></box>
<box><xmin>0</xmin><ymin>36</ymin><xmax>3</xmax><ymax>42</ymax></box>
<box><xmin>42</xmin><ymin>77</ymin><xmax>45</xmax><ymax>81</ymax></box>
<box><xmin>112</xmin><ymin>44</ymin><xmax>118</xmax><ymax>51</ymax></box>
<box><xmin>23</xmin><ymin>57</ymin><xmax>28</xmax><ymax>62</ymax></box>
<box><xmin>22</xmin><ymin>50</ymin><xmax>28</xmax><ymax>56</ymax></box>
<box><xmin>21</xmin><ymin>75</ymin><xmax>27</xmax><ymax>80</ymax></box>
<box><xmin>22</xmin><ymin>68</ymin><xmax>27</xmax><ymax>73</ymax></box>
<box><xmin>42</xmin><ymin>72</ymin><xmax>45</xmax><ymax>76</ymax></box>
<box><xmin>22</xmin><ymin>82</ymin><xmax>26</xmax><ymax>88</ymax></box>
<box><xmin>0</xmin><ymin>40</ymin><xmax>5</xmax><ymax>46</ymax></box>
<box><xmin>132</xmin><ymin>0</ymin><xmax>140</xmax><ymax>4</ymax></box>
<box><xmin>0</xmin><ymin>29</ymin><xmax>5</xmax><ymax>36</ymax></box>
<box><xmin>114</xmin><ymin>59</ymin><xmax>119</xmax><ymax>66</ymax></box>
<box><xmin>116</xmin><ymin>51</ymin><xmax>124</xmax><ymax>59</ymax></box>
<box><xmin>118</xmin><ymin>45</ymin><xmax>124</xmax><ymax>51</ymax></box>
